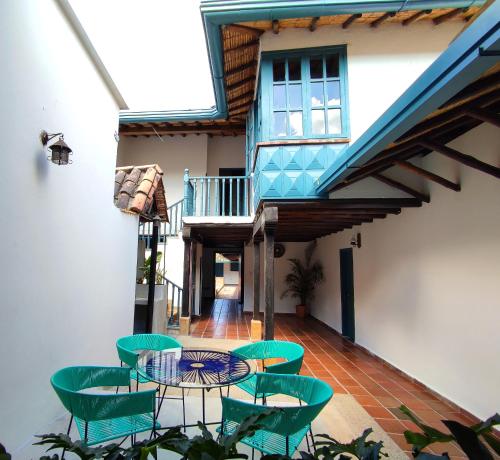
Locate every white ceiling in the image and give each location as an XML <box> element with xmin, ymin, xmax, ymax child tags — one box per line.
<box><xmin>70</xmin><ymin>0</ymin><xmax>215</xmax><ymax>111</ymax></box>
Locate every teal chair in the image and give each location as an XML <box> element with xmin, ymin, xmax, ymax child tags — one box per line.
<box><xmin>116</xmin><ymin>333</ymin><xmax>181</xmax><ymax>388</ymax></box>
<box><xmin>220</xmin><ymin>373</ymin><xmax>333</xmax><ymax>457</ymax></box>
<box><xmin>51</xmin><ymin>366</ymin><xmax>159</xmax><ymax>448</ymax></box>
<box><xmin>231</xmin><ymin>340</ymin><xmax>304</xmax><ymax>401</ymax></box>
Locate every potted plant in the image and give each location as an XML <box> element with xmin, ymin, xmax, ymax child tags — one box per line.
<box><xmin>281</xmin><ymin>240</ymin><xmax>324</xmax><ymax>318</ymax></box>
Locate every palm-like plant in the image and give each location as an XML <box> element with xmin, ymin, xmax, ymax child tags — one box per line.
<box><xmin>281</xmin><ymin>240</ymin><xmax>324</xmax><ymax>306</ymax></box>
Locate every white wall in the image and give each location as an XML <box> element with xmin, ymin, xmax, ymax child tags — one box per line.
<box><xmin>244</xmin><ymin>242</ymin><xmax>309</xmax><ymax>314</ymax></box>
<box><xmin>0</xmin><ymin>0</ymin><xmax>138</xmax><ymax>452</ymax></box>
<box><xmin>207</xmin><ymin>136</ymin><xmax>246</xmax><ymax>175</ymax></box>
<box><xmin>260</xmin><ymin>21</ymin><xmax>462</xmax><ymax>143</ymax></box>
<box><xmin>312</xmin><ymin>123</ymin><xmax>500</xmax><ymax>420</ymax></box>
<box><xmin>223</xmin><ymin>260</ymin><xmax>240</xmax><ymax>285</ymax></box>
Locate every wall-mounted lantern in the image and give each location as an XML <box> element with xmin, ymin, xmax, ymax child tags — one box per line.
<box><xmin>350</xmin><ymin>232</ymin><xmax>361</xmax><ymax>248</ymax></box>
<box><xmin>40</xmin><ymin>130</ymin><xmax>73</xmax><ymax>165</ymax></box>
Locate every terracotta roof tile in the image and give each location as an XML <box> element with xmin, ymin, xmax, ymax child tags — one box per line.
<box><xmin>114</xmin><ymin>164</ymin><xmax>168</xmax><ymax>221</ymax></box>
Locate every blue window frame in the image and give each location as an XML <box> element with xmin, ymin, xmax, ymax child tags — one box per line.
<box><xmin>261</xmin><ymin>45</ymin><xmax>349</xmax><ymax>140</ymax></box>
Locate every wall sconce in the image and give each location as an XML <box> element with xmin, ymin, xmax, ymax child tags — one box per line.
<box><xmin>40</xmin><ymin>130</ymin><xmax>73</xmax><ymax>165</ymax></box>
<box><xmin>350</xmin><ymin>233</ymin><xmax>361</xmax><ymax>248</ymax></box>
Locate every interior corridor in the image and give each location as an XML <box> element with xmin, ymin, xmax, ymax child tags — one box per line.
<box><xmin>190</xmin><ymin>299</ymin><xmax>481</xmax><ymax>459</ymax></box>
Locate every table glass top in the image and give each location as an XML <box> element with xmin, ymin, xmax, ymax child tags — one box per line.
<box><xmin>137</xmin><ymin>347</ymin><xmax>252</xmax><ymax>389</ymax></box>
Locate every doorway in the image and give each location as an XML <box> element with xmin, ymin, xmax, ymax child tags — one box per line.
<box><xmin>340</xmin><ymin>248</ymin><xmax>355</xmax><ymax>342</ymax></box>
<box><xmin>219</xmin><ymin>168</ymin><xmax>246</xmax><ymax>216</ymax></box>
<box><xmin>214</xmin><ymin>252</ymin><xmax>241</xmax><ymax>300</ymax></box>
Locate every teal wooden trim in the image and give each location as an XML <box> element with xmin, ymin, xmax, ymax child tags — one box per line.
<box><xmin>316</xmin><ymin>2</ymin><xmax>500</xmax><ymax>194</ymax></box>
<box><xmin>261</xmin><ymin>45</ymin><xmax>350</xmax><ymax>142</ymax></box>
<box><xmin>120</xmin><ymin>0</ymin><xmax>485</xmax><ymax>124</ymax></box>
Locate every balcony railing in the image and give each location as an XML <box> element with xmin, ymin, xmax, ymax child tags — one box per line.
<box><xmin>183</xmin><ymin>169</ymin><xmax>252</xmax><ymax>217</ymax></box>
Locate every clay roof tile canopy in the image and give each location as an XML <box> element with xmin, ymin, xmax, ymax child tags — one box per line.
<box><xmin>114</xmin><ymin>164</ymin><xmax>168</xmax><ymax>221</ymax></box>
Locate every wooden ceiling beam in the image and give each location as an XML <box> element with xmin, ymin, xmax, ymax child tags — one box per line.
<box><xmin>395</xmin><ymin>160</ymin><xmax>460</xmax><ymax>191</ymax></box>
<box><xmin>465</xmin><ymin>107</ymin><xmax>500</xmax><ymax>128</ymax></box>
<box><xmin>226</xmin><ymin>24</ymin><xmax>264</xmax><ymax>37</ymax></box>
<box><xmin>420</xmin><ymin>140</ymin><xmax>500</xmax><ymax>179</ymax></box>
<box><xmin>433</xmin><ymin>8</ymin><xmax>468</xmax><ymax>25</ymax></box>
<box><xmin>120</xmin><ymin>124</ymin><xmax>245</xmax><ymax>136</ymax></box>
<box><xmin>228</xmin><ymin>90</ymin><xmax>254</xmax><ymax>105</ymax></box>
<box><xmin>226</xmin><ymin>74</ymin><xmax>256</xmax><ymax>92</ymax></box>
<box><xmin>225</xmin><ymin>40</ymin><xmax>259</xmax><ymax>55</ymax></box>
<box><xmin>309</xmin><ymin>17</ymin><xmax>320</xmax><ymax>32</ymax></box>
<box><xmin>402</xmin><ymin>9</ymin><xmax>432</xmax><ymax>26</ymax></box>
<box><xmin>370</xmin><ymin>11</ymin><xmax>396</xmax><ymax>28</ymax></box>
<box><xmin>228</xmin><ymin>99</ymin><xmax>252</xmax><ymax>113</ymax></box>
<box><xmin>342</xmin><ymin>13</ymin><xmax>362</xmax><ymax>29</ymax></box>
<box><xmin>225</xmin><ymin>60</ymin><xmax>258</xmax><ymax>79</ymax></box>
<box><xmin>372</xmin><ymin>173</ymin><xmax>430</xmax><ymax>202</ymax></box>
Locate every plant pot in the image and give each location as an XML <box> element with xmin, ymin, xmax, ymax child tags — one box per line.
<box><xmin>296</xmin><ymin>304</ymin><xmax>308</xmax><ymax>318</ymax></box>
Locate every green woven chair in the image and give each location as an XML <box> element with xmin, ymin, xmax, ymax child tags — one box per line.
<box><xmin>116</xmin><ymin>333</ymin><xmax>181</xmax><ymax>387</ymax></box>
<box><xmin>51</xmin><ymin>366</ymin><xmax>159</xmax><ymax>447</ymax></box>
<box><xmin>231</xmin><ymin>340</ymin><xmax>304</xmax><ymax>400</ymax></box>
<box><xmin>220</xmin><ymin>373</ymin><xmax>333</xmax><ymax>456</ymax></box>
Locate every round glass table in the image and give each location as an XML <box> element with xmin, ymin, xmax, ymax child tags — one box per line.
<box><xmin>137</xmin><ymin>347</ymin><xmax>252</xmax><ymax>426</ymax></box>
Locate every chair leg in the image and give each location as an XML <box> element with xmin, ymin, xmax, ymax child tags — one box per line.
<box><xmin>251</xmin><ymin>447</ymin><xmax>255</xmax><ymax>460</ymax></box>
<box><xmin>285</xmin><ymin>436</ymin><xmax>289</xmax><ymax>457</ymax></box>
<box><xmin>157</xmin><ymin>385</ymin><xmax>167</xmax><ymax>415</ymax></box>
<box><xmin>61</xmin><ymin>415</ymin><xmax>73</xmax><ymax>459</ymax></box>
<box><xmin>182</xmin><ymin>388</ymin><xmax>186</xmax><ymax>431</ymax></box>
<box><xmin>309</xmin><ymin>427</ymin><xmax>315</xmax><ymax>451</ymax></box>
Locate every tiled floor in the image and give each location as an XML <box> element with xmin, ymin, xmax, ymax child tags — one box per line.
<box><xmin>191</xmin><ymin>299</ymin><xmax>483</xmax><ymax>459</ymax></box>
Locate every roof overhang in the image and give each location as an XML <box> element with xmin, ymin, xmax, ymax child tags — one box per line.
<box><xmin>118</xmin><ymin>0</ymin><xmax>486</xmax><ymax>137</ymax></box>
<box><xmin>316</xmin><ymin>0</ymin><xmax>499</xmax><ymax>194</ymax></box>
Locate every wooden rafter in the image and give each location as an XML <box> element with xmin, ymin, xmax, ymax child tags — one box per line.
<box><xmin>370</xmin><ymin>11</ymin><xmax>396</xmax><ymax>28</ymax></box>
<box><xmin>372</xmin><ymin>173</ymin><xmax>430</xmax><ymax>202</ymax></box>
<box><xmin>228</xmin><ymin>90</ymin><xmax>254</xmax><ymax>105</ymax></box>
<box><xmin>226</xmin><ymin>24</ymin><xmax>264</xmax><ymax>37</ymax></box>
<box><xmin>309</xmin><ymin>17</ymin><xmax>320</xmax><ymax>32</ymax></box>
<box><xmin>272</xmin><ymin>19</ymin><xmax>280</xmax><ymax>34</ymax></box>
<box><xmin>342</xmin><ymin>14</ymin><xmax>362</xmax><ymax>29</ymax></box>
<box><xmin>433</xmin><ymin>7</ymin><xmax>468</xmax><ymax>25</ymax></box>
<box><xmin>395</xmin><ymin>160</ymin><xmax>461</xmax><ymax>191</ymax></box>
<box><xmin>120</xmin><ymin>124</ymin><xmax>245</xmax><ymax>137</ymax></box>
<box><xmin>465</xmin><ymin>108</ymin><xmax>500</xmax><ymax>128</ymax></box>
<box><xmin>226</xmin><ymin>74</ymin><xmax>256</xmax><ymax>92</ymax></box>
<box><xmin>225</xmin><ymin>40</ymin><xmax>259</xmax><ymax>55</ymax></box>
<box><xmin>419</xmin><ymin>140</ymin><xmax>500</xmax><ymax>179</ymax></box>
<box><xmin>402</xmin><ymin>9</ymin><xmax>432</xmax><ymax>26</ymax></box>
<box><xmin>225</xmin><ymin>60</ymin><xmax>258</xmax><ymax>79</ymax></box>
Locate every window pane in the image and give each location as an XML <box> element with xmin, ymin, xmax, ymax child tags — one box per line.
<box><xmin>272</xmin><ymin>112</ymin><xmax>287</xmax><ymax>137</ymax></box>
<box><xmin>311</xmin><ymin>81</ymin><xmax>324</xmax><ymax>107</ymax></box>
<box><xmin>290</xmin><ymin>111</ymin><xmax>303</xmax><ymax>136</ymax></box>
<box><xmin>288</xmin><ymin>83</ymin><xmax>302</xmax><ymax>109</ymax></box>
<box><xmin>273</xmin><ymin>60</ymin><xmax>285</xmax><ymax>81</ymax></box>
<box><xmin>312</xmin><ymin>110</ymin><xmax>325</xmax><ymax>134</ymax></box>
<box><xmin>326</xmin><ymin>81</ymin><xmax>341</xmax><ymax>105</ymax></box>
<box><xmin>288</xmin><ymin>58</ymin><xmax>301</xmax><ymax>80</ymax></box>
<box><xmin>327</xmin><ymin>108</ymin><xmax>342</xmax><ymax>134</ymax></box>
<box><xmin>326</xmin><ymin>54</ymin><xmax>339</xmax><ymax>77</ymax></box>
<box><xmin>310</xmin><ymin>57</ymin><xmax>323</xmax><ymax>79</ymax></box>
<box><xmin>273</xmin><ymin>85</ymin><xmax>286</xmax><ymax>108</ymax></box>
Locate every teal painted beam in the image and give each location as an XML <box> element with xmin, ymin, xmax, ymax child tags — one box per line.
<box><xmin>315</xmin><ymin>1</ymin><xmax>500</xmax><ymax>195</ymax></box>
<box><xmin>119</xmin><ymin>0</ymin><xmax>485</xmax><ymax>124</ymax></box>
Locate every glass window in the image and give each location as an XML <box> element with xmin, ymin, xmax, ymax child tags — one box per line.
<box><xmin>267</xmin><ymin>48</ymin><xmax>347</xmax><ymax>139</ymax></box>
<box><xmin>273</xmin><ymin>60</ymin><xmax>285</xmax><ymax>82</ymax></box>
<box><xmin>272</xmin><ymin>112</ymin><xmax>287</xmax><ymax>137</ymax></box>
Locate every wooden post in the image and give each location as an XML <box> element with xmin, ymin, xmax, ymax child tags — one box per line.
<box><xmin>180</xmin><ymin>227</ymin><xmax>192</xmax><ymax>335</ymax></box>
<box><xmin>146</xmin><ymin>216</ymin><xmax>160</xmax><ymax>333</ymax></box>
<box><xmin>251</xmin><ymin>239</ymin><xmax>262</xmax><ymax>341</ymax></box>
<box><xmin>263</xmin><ymin>227</ymin><xmax>275</xmax><ymax>340</ymax></box>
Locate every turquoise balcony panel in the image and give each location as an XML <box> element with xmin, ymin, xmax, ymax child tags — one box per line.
<box><xmin>253</xmin><ymin>143</ymin><xmax>348</xmax><ymax>206</ymax></box>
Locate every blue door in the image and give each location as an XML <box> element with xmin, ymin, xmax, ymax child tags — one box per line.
<box><xmin>340</xmin><ymin>248</ymin><xmax>355</xmax><ymax>342</ymax></box>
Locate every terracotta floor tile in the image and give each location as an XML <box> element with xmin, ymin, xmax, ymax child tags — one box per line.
<box><xmin>374</xmin><ymin>418</ymin><xmax>407</xmax><ymax>434</ymax></box>
<box><xmin>354</xmin><ymin>394</ymin><xmax>382</xmax><ymax>407</ymax></box>
<box><xmin>364</xmin><ymin>405</ymin><xmax>395</xmax><ymax>419</ymax></box>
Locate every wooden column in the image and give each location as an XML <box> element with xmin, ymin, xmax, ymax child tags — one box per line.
<box><xmin>263</xmin><ymin>227</ymin><xmax>275</xmax><ymax>340</ymax></box>
<box><xmin>253</xmin><ymin>207</ymin><xmax>278</xmax><ymax>341</ymax></box>
<box><xmin>250</xmin><ymin>239</ymin><xmax>262</xmax><ymax>341</ymax></box>
<box><xmin>180</xmin><ymin>227</ymin><xmax>192</xmax><ymax>334</ymax></box>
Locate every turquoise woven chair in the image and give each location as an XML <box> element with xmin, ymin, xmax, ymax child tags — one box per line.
<box><xmin>51</xmin><ymin>366</ymin><xmax>159</xmax><ymax>447</ymax></box>
<box><xmin>231</xmin><ymin>340</ymin><xmax>304</xmax><ymax>400</ymax></box>
<box><xmin>116</xmin><ymin>333</ymin><xmax>181</xmax><ymax>388</ymax></box>
<box><xmin>220</xmin><ymin>373</ymin><xmax>333</xmax><ymax>457</ymax></box>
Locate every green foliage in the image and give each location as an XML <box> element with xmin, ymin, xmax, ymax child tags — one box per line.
<box><xmin>400</xmin><ymin>405</ymin><xmax>500</xmax><ymax>459</ymax></box>
<box><xmin>281</xmin><ymin>241</ymin><xmax>324</xmax><ymax>306</ymax></box>
<box><xmin>312</xmin><ymin>428</ymin><xmax>388</xmax><ymax>460</ymax></box>
<box><xmin>0</xmin><ymin>443</ymin><xmax>12</xmax><ymax>460</ymax></box>
<box><xmin>137</xmin><ymin>251</ymin><xmax>165</xmax><ymax>284</ymax></box>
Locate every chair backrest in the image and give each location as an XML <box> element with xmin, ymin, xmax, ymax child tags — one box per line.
<box><xmin>51</xmin><ymin>366</ymin><xmax>156</xmax><ymax>422</ymax></box>
<box><xmin>222</xmin><ymin>373</ymin><xmax>333</xmax><ymax>436</ymax></box>
<box><xmin>232</xmin><ymin>340</ymin><xmax>304</xmax><ymax>375</ymax></box>
<box><xmin>116</xmin><ymin>333</ymin><xmax>182</xmax><ymax>368</ymax></box>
